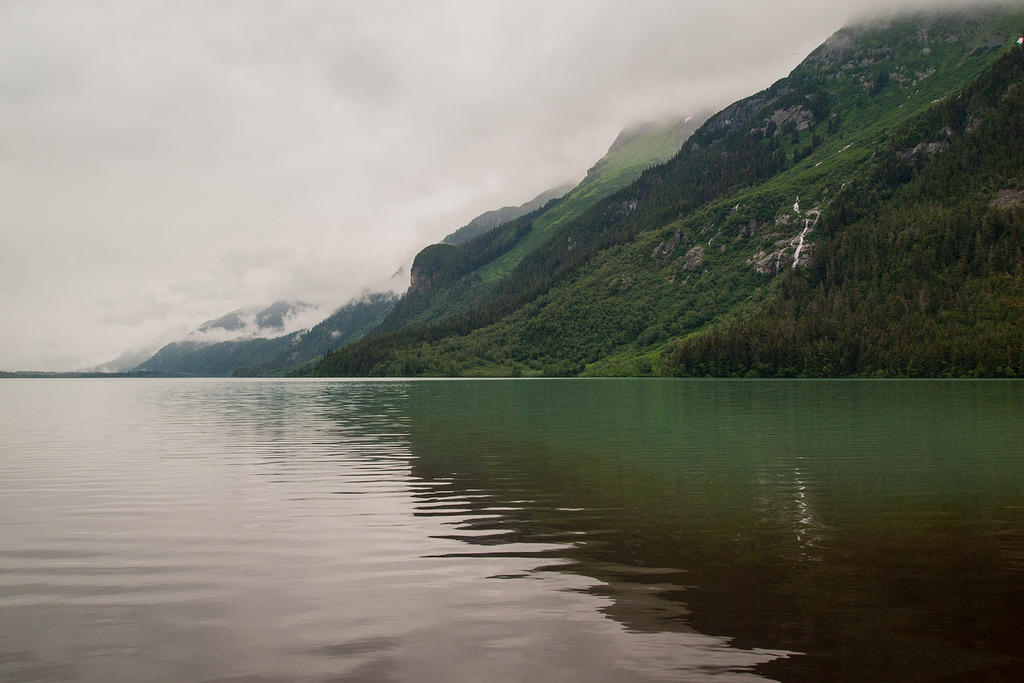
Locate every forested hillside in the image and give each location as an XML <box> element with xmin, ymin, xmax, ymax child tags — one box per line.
<box><xmin>665</xmin><ymin>46</ymin><xmax>1024</xmax><ymax>377</ymax></box>
<box><xmin>312</xmin><ymin>9</ymin><xmax>1024</xmax><ymax>378</ymax></box>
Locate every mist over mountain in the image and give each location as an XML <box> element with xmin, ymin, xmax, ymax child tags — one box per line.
<box><xmin>121</xmin><ymin>109</ymin><xmax>706</xmax><ymax>376</ymax></box>
<box><xmin>5</xmin><ymin>3</ymin><xmax>1022</xmax><ymax>376</ymax></box>
<box><xmin>10</xmin><ymin>0</ymin><xmax>922</xmax><ymax>372</ymax></box>
<box><xmin>196</xmin><ymin>300</ymin><xmax>315</xmax><ymax>337</ymax></box>
<box><xmin>91</xmin><ymin>346</ymin><xmax>162</xmax><ymax>374</ymax></box>
<box><xmin>311</xmin><ymin>6</ymin><xmax>1024</xmax><ymax>379</ymax></box>
<box><xmin>368</xmin><ymin>113</ymin><xmax>708</xmax><ymax>338</ymax></box>
<box><xmin>134</xmin><ymin>292</ymin><xmax>397</xmax><ymax>377</ymax></box>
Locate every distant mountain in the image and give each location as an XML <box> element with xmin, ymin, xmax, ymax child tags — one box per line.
<box><xmin>92</xmin><ymin>300</ymin><xmax>319</xmax><ymax>374</ymax></box>
<box><xmin>313</xmin><ymin>7</ymin><xmax>1024</xmax><ymax>378</ymax></box>
<box><xmin>443</xmin><ymin>184</ymin><xmax>574</xmax><ymax>246</ymax></box>
<box><xmin>197</xmin><ymin>300</ymin><xmax>314</xmax><ymax>336</ymax></box>
<box><xmin>92</xmin><ymin>345</ymin><xmax>160</xmax><ymax>373</ymax></box>
<box><xmin>134</xmin><ymin>293</ymin><xmax>396</xmax><ymax>376</ymax></box>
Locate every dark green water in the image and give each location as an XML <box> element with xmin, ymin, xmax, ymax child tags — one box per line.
<box><xmin>1</xmin><ymin>379</ymin><xmax>1022</xmax><ymax>681</ymax></box>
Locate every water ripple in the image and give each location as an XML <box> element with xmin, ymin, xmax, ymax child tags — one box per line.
<box><xmin>6</xmin><ymin>379</ymin><xmax>1022</xmax><ymax>681</ymax></box>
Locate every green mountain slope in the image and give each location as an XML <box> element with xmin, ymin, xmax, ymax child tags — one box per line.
<box><xmin>373</xmin><ymin>115</ymin><xmax>706</xmax><ymax>334</ymax></box>
<box><xmin>313</xmin><ymin>8</ymin><xmax>1024</xmax><ymax>378</ymax></box>
<box><xmin>442</xmin><ymin>184</ymin><xmax>573</xmax><ymax>246</ymax></box>
<box><xmin>475</xmin><ymin>115</ymin><xmax>707</xmax><ymax>284</ymax></box>
<box><xmin>136</xmin><ymin>293</ymin><xmax>396</xmax><ymax>377</ymax></box>
<box><xmin>664</xmin><ymin>46</ymin><xmax>1024</xmax><ymax>378</ymax></box>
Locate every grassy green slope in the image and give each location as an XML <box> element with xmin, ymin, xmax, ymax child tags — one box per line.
<box><xmin>478</xmin><ymin>116</ymin><xmax>705</xmax><ymax>283</ymax></box>
<box><xmin>442</xmin><ymin>184</ymin><xmax>573</xmax><ymax>246</ymax></box>
<box><xmin>373</xmin><ymin>115</ymin><xmax>706</xmax><ymax>334</ymax></box>
<box><xmin>314</xmin><ymin>8</ymin><xmax>1024</xmax><ymax>377</ymax></box>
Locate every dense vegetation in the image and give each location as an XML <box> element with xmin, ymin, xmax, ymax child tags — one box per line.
<box><xmin>311</xmin><ymin>9</ymin><xmax>1024</xmax><ymax>378</ymax></box>
<box><xmin>666</xmin><ymin>46</ymin><xmax>1024</xmax><ymax>377</ymax></box>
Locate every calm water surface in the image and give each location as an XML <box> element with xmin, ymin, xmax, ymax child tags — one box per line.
<box><xmin>1</xmin><ymin>378</ymin><xmax>1023</xmax><ymax>682</ymax></box>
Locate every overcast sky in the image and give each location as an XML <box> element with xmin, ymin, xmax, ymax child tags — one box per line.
<box><xmin>0</xmin><ymin>0</ymin><xmax>991</xmax><ymax>370</ymax></box>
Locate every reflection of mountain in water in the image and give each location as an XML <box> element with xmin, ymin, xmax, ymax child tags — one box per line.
<box><xmin>398</xmin><ymin>379</ymin><xmax>1024</xmax><ymax>682</ymax></box>
<box><xmin>297</xmin><ymin>379</ymin><xmax>791</xmax><ymax>680</ymax></box>
<box><xmin>400</xmin><ymin>380</ymin><xmax>811</xmax><ymax>640</ymax></box>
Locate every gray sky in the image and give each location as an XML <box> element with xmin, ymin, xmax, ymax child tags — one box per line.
<box><xmin>0</xmin><ymin>0</ymin><xmax>985</xmax><ymax>370</ymax></box>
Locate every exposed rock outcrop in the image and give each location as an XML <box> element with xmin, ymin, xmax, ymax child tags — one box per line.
<box><xmin>408</xmin><ymin>266</ymin><xmax>437</xmax><ymax>295</ymax></box>
<box><xmin>896</xmin><ymin>140</ymin><xmax>949</xmax><ymax>162</ymax></box>
<box><xmin>749</xmin><ymin>240</ymin><xmax>795</xmax><ymax>276</ymax></box>
<box><xmin>991</xmin><ymin>189</ymin><xmax>1024</xmax><ymax>208</ymax></box>
<box><xmin>650</xmin><ymin>231</ymin><xmax>683</xmax><ymax>260</ymax></box>
<box><xmin>768</xmin><ymin>105</ymin><xmax>814</xmax><ymax>132</ymax></box>
<box><xmin>674</xmin><ymin>246</ymin><xmax>704</xmax><ymax>271</ymax></box>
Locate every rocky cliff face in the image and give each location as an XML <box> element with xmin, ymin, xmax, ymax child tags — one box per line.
<box><xmin>408</xmin><ymin>265</ymin><xmax>437</xmax><ymax>295</ymax></box>
<box><xmin>406</xmin><ymin>243</ymin><xmax>466</xmax><ymax>296</ymax></box>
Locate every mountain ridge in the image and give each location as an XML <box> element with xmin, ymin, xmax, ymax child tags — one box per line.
<box><xmin>369</xmin><ymin>114</ymin><xmax>707</xmax><ymax>337</ymax></box>
<box><xmin>311</xmin><ymin>7</ymin><xmax>1024</xmax><ymax>378</ymax></box>
<box><xmin>114</xmin><ymin>114</ymin><xmax>701</xmax><ymax>377</ymax></box>
<box><xmin>442</xmin><ymin>184</ymin><xmax>574</xmax><ymax>246</ymax></box>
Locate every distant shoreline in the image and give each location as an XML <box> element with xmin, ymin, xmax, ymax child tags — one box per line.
<box><xmin>2</xmin><ymin>371</ymin><xmax>1021</xmax><ymax>380</ymax></box>
<box><xmin>0</xmin><ymin>371</ymin><xmax>161</xmax><ymax>379</ymax></box>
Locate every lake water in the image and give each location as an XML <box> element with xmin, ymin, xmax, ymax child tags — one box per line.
<box><xmin>1</xmin><ymin>378</ymin><xmax>1023</xmax><ymax>682</ymax></box>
